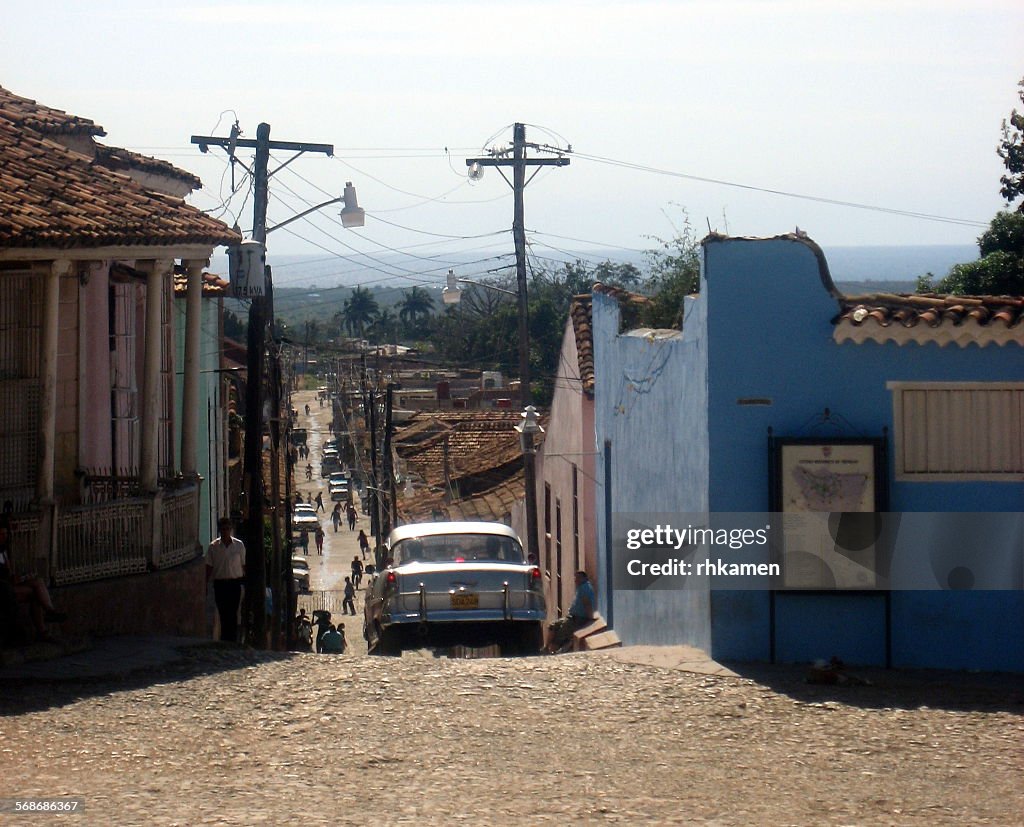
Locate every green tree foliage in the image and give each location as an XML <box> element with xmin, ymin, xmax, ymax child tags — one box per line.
<box><xmin>335</xmin><ymin>286</ymin><xmax>379</xmax><ymax>337</ymax></box>
<box><xmin>224</xmin><ymin>309</ymin><xmax>246</xmax><ymax>339</ymax></box>
<box><xmin>367</xmin><ymin>308</ymin><xmax>399</xmax><ymax>344</ymax></box>
<box><xmin>397</xmin><ymin>286</ymin><xmax>435</xmax><ymax>337</ymax></box>
<box><xmin>998</xmin><ymin>77</ymin><xmax>1024</xmax><ymax>210</ymax></box>
<box><xmin>641</xmin><ymin>210</ymin><xmax>702</xmax><ymax>327</ymax></box>
<box><xmin>919</xmin><ymin>78</ymin><xmax>1024</xmax><ymax>296</ymax></box>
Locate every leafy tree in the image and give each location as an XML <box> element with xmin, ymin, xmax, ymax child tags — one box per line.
<box><xmin>998</xmin><ymin>77</ymin><xmax>1024</xmax><ymax>210</ymax></box>
<box><xmin>335</xmin><ymin>286</ymin><xmax>379</xmax><ymax>338</ymax></box>
<box><xmin>367</xmin><ymin>308</ymin><xmax>399</xmax><ymax>344</ymax></box>
<box><xmin>397</xmin><ymin>286</ymin><xmax>435</xmax><ymax>323</ymax></box>
<box><xmin>397</xmin><ymin>286</ymin><xmax>435</xmax><ymax>336</ymax></box>
<box><xmin>919</xmin><ymin>78</ymin><xmax>1024</xmax><ymax>296</ymax></box>
<box><xmin>224</xmin><ymin>309</ymin><xmax>246</xmax><ymax>339</ymax></box>
<box><xmin>641</xmin><ymin>209</ymin><xmax>702</xmax><ymax>327</ymax></box>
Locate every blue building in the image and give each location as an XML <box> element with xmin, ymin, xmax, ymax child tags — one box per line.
<box><xmin>592</xmin><ymin>234</ymin><xmax>1023</xmax><ymax>672</ymax></box>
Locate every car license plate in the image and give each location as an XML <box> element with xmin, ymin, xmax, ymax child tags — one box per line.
<box><xmin>450</xmin><ymin>592</ymin><xmax>479</xmax><ymax>609</ymax></box>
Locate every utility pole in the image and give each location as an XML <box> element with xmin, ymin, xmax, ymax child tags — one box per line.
<box><xmin>465</xmin><ymin>124</ymin><xmax>569</xmax><ymax>567</ymax></box>
<box><xmin>191</xmin><ymin>123</ymin><xmax>334</xmax><ymax>647</ymax></box>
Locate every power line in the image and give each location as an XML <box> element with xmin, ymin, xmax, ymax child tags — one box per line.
<box><xmin>569</xmin><ymin>149</ymin><xmax>989</xmax><ymax>228</ymax></box>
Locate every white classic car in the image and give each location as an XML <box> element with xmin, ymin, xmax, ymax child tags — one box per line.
<box><xmin>363</xmin><ymin>521</ymin><xmax>545</xmax><ymax>656</ymax></box>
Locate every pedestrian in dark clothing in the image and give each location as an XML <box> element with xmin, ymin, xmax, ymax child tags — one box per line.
<box><xmin>342</xmin><ymin>577</ymin><xmax>356</xmax><ymax>615</ymax></box>
<box><xmin>347</xmin><ymin>503</ymin><xmax>357</xmax><ymax>531</ymax></box>
<box><xmin>315</xmin><ymin>525</ymin><xmax>325</xmax><ymax>556</ymax></box>
<box><xmin>331</xmin><ymin>503</ymin><xmax>342</xmax><ymax>533</ymax></box>
<box><xmin>351</xmin><ymin>556</ymin><xmax>363</xmax><ymax>589</ymax></box>
<box><xmin>315</xmin><ymin>491</ymin><xmax>325</xmax><ymax>513</ymax></box>
<box><xmin>358</xmin><ymin>529</ymin><xmax>370</xmax><ymax>560</ymax></box>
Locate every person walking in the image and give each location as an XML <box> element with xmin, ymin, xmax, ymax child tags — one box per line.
<box><xmin>357</xmin><ymin>529</ymin><xmax>370</xmax><ymax>560</ymax></box>
<box><xmin>331</xmin><ymin>502</ymin><xmax>342</xmax><ymax>533</ymax></box>
<box><xmin>346</xmin><ymin>502</ymin><xmax>357</xmax><ymax>531</ymax></box>
<box><xmin>342</xmin><ymin>577</ymin><xmax>356</xmax><ymax>615</ymax></box>
<box><xmin>205</xmin><ymin>517</ymin><xmax>246</xmax><ymax>643</ymax></box>
<box><xmin>351</xmin><ymin>556</ymin><xmax>363</xmax><ymax>589</ymax></box>
<box><xmin>305</xmin><ymin>463</ymin><xmax>313</xmax><ymax>481</ymax></box>
<box><xmin>315</xmin><ymin>524</ymin><xmax>325</xmax><ymax>556</ymax></box>
<box><xmin>315</xmin><ymin>491</ymin><xmax>325</xmax><ymax>513</ymax></box>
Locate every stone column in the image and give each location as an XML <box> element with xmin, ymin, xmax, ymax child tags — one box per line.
<box><xmin>181</xmin><ymin>259</ymin><xmax>205</xmax><ymax>477</ymax></box>
<box><xmin>140</xmin><ymin>259</ymin><xmax>172</xmax><ymax>493</ymax></box>
<box><xmin>37</xmin><ymin>259</ymin><xmax>72</xmax><ymax>503</ymax></box>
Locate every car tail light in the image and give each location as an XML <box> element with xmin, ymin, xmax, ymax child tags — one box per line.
<box><xmin>385</xmin><ymin>571</ymin><xmax>398</xmax><ymax>594</ymax></box>
<box><xmin>529</xmin><ymin>566</ymin><xmax>542</xmax><ymax>588</ymax></box>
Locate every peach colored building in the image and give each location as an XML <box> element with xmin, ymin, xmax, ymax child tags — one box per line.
<box><xmin>0</xmin><ymin>86</ymin><xmax>238</xmax><ymax>636</ymax></box>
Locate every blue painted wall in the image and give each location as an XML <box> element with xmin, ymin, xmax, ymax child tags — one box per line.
<box><xmin>593</xmin><ymin>291</ymin><xmax>711</xmax><ymax>649</ymax></box>
<box><xmin>703</xmin><ymin>236</ymin><xmax>1023</xmax><ymax>671</ymax></box>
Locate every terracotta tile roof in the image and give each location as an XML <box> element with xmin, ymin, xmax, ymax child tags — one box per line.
<box><xmin>834</xmin><ymin>293</ymin><xmax>1024</xmax><ymax>349</ymax></box>
<box><xmin>0</xmin><ymin>118</ymin><xmax>238</xmax><ymax>249</ymax></box>
<box><xmin>0</xmin><ymin>87</ymin><xmax>237</xmax><ymax>251</ymax></box>
<box><xmin>399</xmin><ymin>466</ymin><xmax>525</xmax><ymax>524</ymax></box>
<box><xmin>569</xmin><ymin>295</ymin><xmax>595</xmax><ymax>396</ymax></box>
<box><xmin>401</xmin><ymin>417</ymin><xmax>527</xmax><ymax>488</ymax></box>
<box><xmin>394</xmin><ymin>411</ymin><xmax>523</xmax><ymax>451</ymax></box>
<box><xmin>569</xmin><ymin>284</ymin><xmax>652</xmax><ymax>396</ymax></box>
<box><xmin>0</xmin><ymin>86</ymin><xmax>104</xmax><ymax>136</ymax></box>
<box><xmin>94</xmin><ymin>144</ymin><xmax>203</xmax><ymax>190</ymax></box>
<box><xmin>172</xmin><ymin>268</ymin><xmax>230</xmax><ymax>297</ymax></box>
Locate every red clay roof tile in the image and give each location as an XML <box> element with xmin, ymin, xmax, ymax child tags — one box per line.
<box><xmin>0</xmin><ymin>87</ymin><xmax>236</xmax><ymax>250</ymax></box>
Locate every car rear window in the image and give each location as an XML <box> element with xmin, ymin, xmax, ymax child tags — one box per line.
<box><xmin>392</xmin><ymin>534</ymin><xmax>524</xmax><ymax>565</ymax></box>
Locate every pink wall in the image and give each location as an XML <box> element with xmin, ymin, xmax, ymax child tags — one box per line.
<box><xmin>533</xmin><ymin>318</ymin><xmax>598</xmax><ymax>620</ymax></box>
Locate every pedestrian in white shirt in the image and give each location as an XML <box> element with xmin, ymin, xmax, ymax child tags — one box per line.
<box><xmin>205</xmin><ymin>517</ymin><xmax>246</xmax><ymax>642</ymax></box>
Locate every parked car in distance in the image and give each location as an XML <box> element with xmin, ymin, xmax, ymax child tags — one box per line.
<box><xmin>291</xmin><ymin>557</ymin><xmax>310</xmax><ymax>592</ymax></box>
<box><xmin>364</xmin><ymin>521</ymin><xmax>545</xmax><ymax>656</ymax></box>
<box><xmin>292</xmin><ymin>510</ymin><xmax>319</xmax><ymax>531</ymax></box>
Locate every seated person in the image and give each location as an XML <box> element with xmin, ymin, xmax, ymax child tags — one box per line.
<box><xmin>0</xmin><ymin>515</ymin><xmax>66</xmax><ymax>644</ymax></box>
<box><xmin>545</xmin><ymin>570</ymin><xmax>595</xmax><ymax>653</ymax></box>
<box><xmin>319</xmin><ymin>623</ymin><xmax>346</xmax><ymax>654</ymax></box>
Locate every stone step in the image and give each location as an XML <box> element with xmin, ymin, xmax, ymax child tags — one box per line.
<box><xmin>583</xmin><ymin>630</ymin><xmax>622</xmax><ymax>651</ymax></box>
<box><xmin>572</xmin><ymin>612</ymin><xmax>608</xmax><ymax>651</ymax></box>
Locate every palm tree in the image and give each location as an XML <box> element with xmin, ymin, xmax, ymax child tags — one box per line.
<box><xmin>397</xmin><ymin>286</ymin><xmax>435</xmax><ymax>330</ymax></box>
<box><xmin>335</xmin><ymin>286</ymin><xmax>379</xmax><ymax>339</ymax></box>
<box><xmin>368</xmin><ymin>308</ymin><xmax>398</xmax><ymax>344</ymax></box>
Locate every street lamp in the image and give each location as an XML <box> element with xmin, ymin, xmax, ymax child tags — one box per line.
<box><xmin>267</xmin><ymin>182</ymin><xmax>364</xmax><ymax>234</ymax></box>
<box><xmin>443</xmin><ymin>268</ymin><xmax>517</xmax><ymax>305</ymax></box>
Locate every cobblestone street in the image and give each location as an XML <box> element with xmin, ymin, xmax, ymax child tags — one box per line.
<box><xmin>2</xmin><ymin>391</ymin><xmax>1020</xmax><ymax>826</ymax></box>
<box><xmin>1</xmin><ymin>644</ymin><xmax>1022</xmax><ymax>826</ymax></box>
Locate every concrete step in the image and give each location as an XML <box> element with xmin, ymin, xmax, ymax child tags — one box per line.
<box><xmin>583</xmin><ymin>630</ymin><xmax>622</xmax><ymax>651</ymax></box>
<box><xmin>571</xmin><ymin>612</ymin><xmax>608</xmax><ymax>651</ymax></box>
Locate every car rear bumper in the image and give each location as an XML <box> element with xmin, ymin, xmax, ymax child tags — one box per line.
<box><xmin>383</xmin><ymin>608</ymin><xmax>545</xmax><ymax>625</ymax></box>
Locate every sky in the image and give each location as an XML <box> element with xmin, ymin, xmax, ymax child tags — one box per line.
<box><xmin>4</xmin><ymin>1</ymin><xmax>1024</xmax><ymax>287</ymax></box>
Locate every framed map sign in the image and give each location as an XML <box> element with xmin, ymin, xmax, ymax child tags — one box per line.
<box><xmin>770</xmin><ymin>437</ymin><xmax>887</xmax><ymax>589</ymax></box>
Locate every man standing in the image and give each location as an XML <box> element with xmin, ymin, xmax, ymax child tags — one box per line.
<box><xmin>545</xmin><ymin>570</ymin><xmax>595</xmax><ymax>653</ymax></box>
<box><xmin>342</xmin><ymin>577</ymin><xmax>357</xmax><ymax>615</ymax></box>
<box><xmin>206</xmin><ymin>517</ymin><xmax>246</xmax><ymax>642</ymax></box>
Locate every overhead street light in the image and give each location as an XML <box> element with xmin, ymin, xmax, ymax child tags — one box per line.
<box><xmin>442</xmin><ymin>269</ymin><xmax>517</xmax><ymax>305</ymax></box>
<box><xmin>267</xmin><ymin>181</ymin><xmax>365</xmax><ymax>234</ymax></box>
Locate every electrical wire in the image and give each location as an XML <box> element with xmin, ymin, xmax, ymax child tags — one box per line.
<box><xmin>569</xmin><ymin>149</ymin><xmax>989</xmax><ymax>228</ymax></box>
